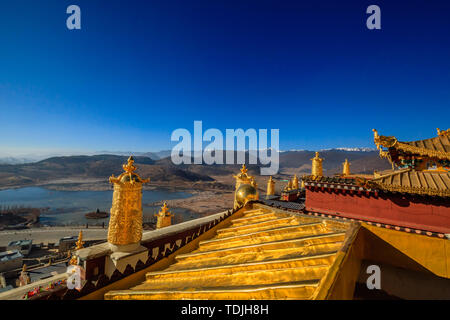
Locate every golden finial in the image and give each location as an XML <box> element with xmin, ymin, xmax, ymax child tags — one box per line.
<box><xmin>68</xmin><ymin>231</ymin><xmax>84</xmax><ymax>266</ymax></box>
<box><xmin>266</xmin><ymin>176</ymin><xmax>275</xmax><ymax>198</ymax></box>
<box><xmin>156</xmin><ymin>202</ymin><xmax>172</xmax><ymax>229</ymax></box>
<box><xmin>75</xmin><ymin>230</ymin><xmax>84</xmax><ymax>250</ymax></box>
<box><xmin>342</xmin><ymin>159</ymin><xmax>350</xmax><ymax>176</ymax></box>
<box><xmin>311</xmin><ymin>152</ymin><xmax>324</xmax><ymax>177</ymax></box>
<box><xmin>22</xmin><ymin>264</ymin><xmax>27</xmax><ymax>272</ymax></box>
<box><xmin>284</xmin><ymin>179</ymin><xmax>293</xmax><ymax>191</ymax></box>
<box><xmin>159</xmin><ymin>202</ymin><xmax>171</xmax><ymax>216</ymax></box>
<box><xmin>109</xmin><ymin>156</ymin><xmax>150</xmax><ymax>184</ymax></box>
<box><xmin>107</xmin><ymin>156</ymin><xmax>149</xmax><ymax>251</ymax></box>
<box><xmin>292</xmin><ymin>175</ymin><xmax>299</xmax><ymax>189</ymax></box>
<box><xmin>123</xmin><ymin>156</ymin><xmax>137</xmax><ymax>173</ymax></box>
<box><xmin>233</xmin><ymin>164</ymin><xmax>254</xmax><ymax>190</ymax></box>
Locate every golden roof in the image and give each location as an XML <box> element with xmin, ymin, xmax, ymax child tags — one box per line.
<box><xmin>373</xmin><ymin>129</ymin><xmax>450</xmax><ymax>160</ymax></box>
<box><xmin>105</xmin><ymin>207</ymin><xmax>351</xmax><ymax>300</ymax></box>
<box><xmin>367</xmin><ymin>168</ymin><xmax>450</xmax><ymax>197</ymax></box>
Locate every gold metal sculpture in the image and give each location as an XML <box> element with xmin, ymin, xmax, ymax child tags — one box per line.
<box><xmin>233</xmin><ymin>164</ymin><xmax>254</xmax><ymax>190</ymax></box>
<box><xmin>311</xmin><ymin>152</ymin><xmax>324</xmax><ymax>177</ymax></box>
<box><xmin>156</xmin><ymin>202</ymin><xmax>172</xmax><ymax>229</ymax></box>
<box><xmin>233</xmin><ymin>165</ymin><xmax>258</xmax><ymax>208</ymax></box>
<box><xmin>69</xmin><ymin>230</ymin><xmax>85</xmax><ymax>265</ymax></box>
<box><xmin>75</xmin><ymin>230</ymin><xmax>84</xmax><ymax>250</ymax></box>
<box><xmin>437</xmin><ymin>128</ymin><xmax>450</xmax><ymax>136</ymax></box>
<box><xmin>283</xmin><ymin>179</ymin><xmax>293</xmax><ymax>191</ymax></box>
<box><xmin>342</xmin><ymin>159</ymin><xmax>350</xmax><ymax>176</ymax></box>
<box><xmin>108</xmin><ymin>156</ymin><xmax>150</xmax><ymax>248</ymax></box>
<box><xmin>292</xmin><ymin>175</ymin><xmax>299</xmax><ymax>189</ymax></box>
<box><xmin>266</xmin><ymin>176</ymin><xmax>275</xmax><ymax>198</ymax></box>
<box><xmin>372</xmin><ymin>129</ymin><xmax>394</xmax><ymax>159</ymax></box>
<box><xmin>235</xmin><ymin>184</ymin><xmax>259</xmax><ymax>207</ymax></box>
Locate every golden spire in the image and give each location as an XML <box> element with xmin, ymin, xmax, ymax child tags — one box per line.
<box><xmin>342</xmin><ymin>159</ymin><xmax>350</xmax><ymax>176</ymax></box>
<box><xmin>266</xmin><ymin>176</ymin><xmax>275</xmax><ymax>198</ymax></box>
<box><xmin>301</xmin><ymin>179</ymin><xmax>305</xmax><ymax>189</ymax></box>
<box><xmin>311</xmin><ymin>152</ymin><xmax>324</xmax><ymax>177</ymax></box>
<box><xmin>156</xmin><ymin>202</ymin><xmax>172</xmax><ymax>229</ymax></box>
<box><xmin>75</xmin><ymin>230</ymin><xmax>84</xmax><ymax>250</ymax></box>
<box><xmin>22</xmin><ymin>264</ymin><xmax>27</xmax><ymax>272</ymax></box>
<box><xmin>240</xmin><ymin>164</ymin><xmax>248</xmax><ymax>175</ymax></box>
<box><xmin>68</xmin><ymin>230</ymin><xmax>84</xmax><ymax>266</ymax></box>
<box><xmin>292</xmin><ymin>175</ymin><xmax>299</xmax><ymax>189</ymax></box>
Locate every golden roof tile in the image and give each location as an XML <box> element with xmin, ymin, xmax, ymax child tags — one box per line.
<box><xmin>367</xmin><ymin>168</ymin><xmax>450</xmax><ymax>197</ymax></box>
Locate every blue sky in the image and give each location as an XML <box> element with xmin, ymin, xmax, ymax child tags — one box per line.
<box><xmin>0</xmin><ymin>0</ymin><xmax>449</xmax><ymax>155</ymax></box>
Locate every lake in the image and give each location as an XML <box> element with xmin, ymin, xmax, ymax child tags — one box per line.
<box><xmin>0</xmin><ymin>187</ymin><xmax>197</xmax><ymax>226</ymax></box>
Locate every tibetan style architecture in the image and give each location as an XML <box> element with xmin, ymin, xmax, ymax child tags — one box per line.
<box><xmin>303</xmin><ymin>128</ymin><xmax>450</xmax><ymax>235</ymax></box>
<box><xmin>3</xmin><ymin>129</ymin><xmax>449</xmax><ymax>300</ymax></box>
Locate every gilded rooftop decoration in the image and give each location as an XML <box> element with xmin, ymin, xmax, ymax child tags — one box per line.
<box><xmin>108</xmin><ymin>156</ymin><xmax>150</xmax><ymax>249</ymax></box>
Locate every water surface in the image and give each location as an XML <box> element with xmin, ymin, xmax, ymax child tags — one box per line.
<box><xmin>0</xmin><ymin>187</ymin><xmax>196</xmax><ymax>226</ymax></box>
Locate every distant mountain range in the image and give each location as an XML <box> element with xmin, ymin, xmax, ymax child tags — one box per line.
<box><xmin>0</xmin><ymin>148</ymin><xmax>375</xmax><ymax>165</ymax></box>
<box><xmin>0</xmin><ymin>150</ymin><xmax>173</xmax><ymax>165</ymax></box>
<box><xmin>0</xmin><ymin>149</ymin><xmax>391</xmax><ymax>189</ymax></box>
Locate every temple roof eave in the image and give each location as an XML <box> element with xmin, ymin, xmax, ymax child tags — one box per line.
<box><xmin>373</xmin><ymin>129</ymin><xmax>450</xmax><ymax>161</ymax></box>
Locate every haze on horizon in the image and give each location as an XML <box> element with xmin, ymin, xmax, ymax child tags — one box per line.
<box><xmin>1</xmin><ymin>0</ymin><xmax>449</xmax><ymax>155</ymax></box>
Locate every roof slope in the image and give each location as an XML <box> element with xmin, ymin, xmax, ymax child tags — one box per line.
<box><xmin>105</xmin><ymin>206</ymin><xmax>352</xmax><ymax>300</ymax></box>
<box><xmin>367</xmin><ymin>168</ymin><xmax>450</xmax><ymax>197</ymax></box>
<box><xmin>400</xmin><ymin>134</ymin><xmax>450</xmax><ymax>159</ymax></box>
